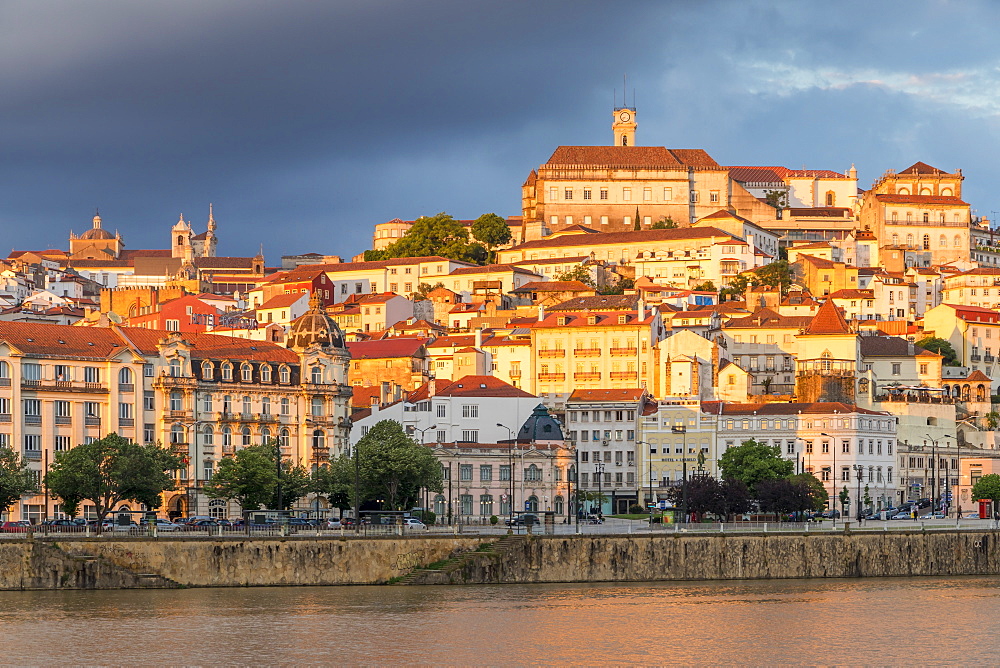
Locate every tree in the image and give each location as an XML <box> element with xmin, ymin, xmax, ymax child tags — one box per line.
<box><xmin>471</xmin><ymin>213</ymin><xmax>511</xmax><ymax>263</ymax></box>
<box><xmin>413</xmin><ymin>281</ymin><xmax>445</xmax><ymax>300</ymax></box>
<box><xmin>764</xmin><ymin>189</ymin><xmax>788</xmax><ymax>209</ymax></box>
<box><xmin>0</xmin><ymin>446</ymin><xmax>37</xmax><ymax>516</ymax></box>
<box><xmin>718</xmin><ymin>439</ymin><xmax>794</xmax><ymax>496</ymax></box>
<box><xmin>916</xmin><ymin>336</ymin><xmax>960</xmax><ymax>366</ymax></box>
<box><xmin>756</xmin><ymin>478</ymin><xmax>801</xmax><ymax>515</ymax></box>
<box><xmin>45</xmin><ymin>434</ymin><xmax>181</xmax><ymax>528</ymax></box>
<box><xmin>377</xmin><ymin>213</ymin><xmax>487</xmax><ymax>264</ymax></box>
<box><xmin>555</xmin><ymin>265</ymin><xmax>595</xmax><ymax>287</ymax></box>
<box><xmin>986</xmin><ymin>412</ymin><xmax>1000</xmax><ymax>430</ymax></box>
<box><xmin>600</xmin><ymin>276</ymin><xmax>634</xmax><ymax>295</ymax></box>
<box><xmin>348</xmin><ymin>420</ymin><xmax>443</xmax><ymax>511</ymax></box>
<box><xmin>204</xmin><ymin>441</ymin><xmax>311</xmax><ymax>511</ymax></box>
<box><xmin>666</xmin><ymin>475</ymin><xmax>751</xmax><ymax>519</ymax></box>
<box><xmin>692</xmin><ymin>281</ymin><xmax>715</xmax><ymax>292</ymax></box>
<box><xmin>972</xmin><ymin>474</ymin><xmax>1000</xmax><ymax>518</ymax></box>
<box><xmin>311</xmin><ymin>463</ymin><xmax>354</xmax><ymax>512</ymax></box>
<box><xmin>752</xmin><ymin>260</ymin><xmax>793</xmax><ymax>295</ymax></box>
<box><xmin>650</xmin><ymin>217</ymin><xmax>677</xmax><ymax>230</ymax></box>
<box><xmin>790</xmin><ymin>472</ymin><xmax>828</xmax><ymax>512</ymax></box>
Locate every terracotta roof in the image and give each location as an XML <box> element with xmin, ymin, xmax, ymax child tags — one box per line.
<box><xmin>350</xmin><ymin>385</ymin><xmax>383</xmax><ymax>408</ymax></box>
<box><xmin>795</xmin><ymin>253</ymin><xmax>837</xmax><ymax>269</ymax></box>
<box><xmin>118</xmin><ymin>327</ymin><xmax>299</xmax><ymax>362</ymax></box>
<box><xmin>511</xmin><ymin>281</ymin><xmax>592</xmax><ymax>293</ymax></box>
<box><xmin>567</xmin><ymin>388</ymin><xmax>647</xmax><ymax>402</ymax></box>
<box><xmin>803</xmin><ymin>300</ymin><xmax>853</xmax><ymax>335</ymax></box>
<box><xmin>828</xmin><ymin>289</ymin><xmax>873</xmax><ymax>299</ymax></box>
<box><xmin>257</xmin><ymin>293</ymin><xmax>307</xmax><ymax>310</ymax></box>
<box><xmin>532</xmin><ymin>310</ymin><xmax>657</xmax><ymax>328</ymax></box>
<box><xmin>434</xmin><ymin>375</ymin><xmax>535</xmax><ymax>398</ymax></box>
<box><xmin>859</xmin><ymin>336</ymin><xmax>936</xmax><ymax>357</ymax></box>
<box><xmin>961</xmin><ymin>370</ymin><xmax>992</xmax><ymax>382</ymax></box>
<box><xmin>552</xmin><ymin>224</ymin><xmax>600</xmax><ymax>234</ymax></box>
<box><xmin>448</xmin><ymin>264</ymin><xmax>539</xmax><ymax>276</ymax></box>
<box><xmin>724</xmin><ymin>308</ymin><xmax>811</xmax><ymax>329</ymax></box>
<box><xmin>549</xmin><ymin>295</ymin><xmax>639</xmax><ymax>311</ymax></box>
<box><xmin>696</xmin><ymin>209</ymin><xmax>754</xmax><ymax>224</ymax></box>
<box><xmin>875</xmin><ymin>194</ymin><xmax>968</xmax><ymax>206</ymax></box>
<box><xmin>511</xmin><ymin>256</ymin><xmax>589</xmax><ymax>266</ymax></box>
<box><xmin>710</xmin><ymin>402</ymin><xmax>888</xmax><ymax>416</ymax></box>
<box><xmin>346</xmin><ymin>338</ymin><xmax>426</xmax><ymax>359</ymax></box>
<box><xmin>509</xmin><ymin>227</ymin><xmax>734</xmax><ymax>253</ymax></box>
<box><xmin>195</xmin><ymin>257</ymin><xmax>258</xmax><ymax>269</ymax></box>
<box><xmin>727</xmin><ymin>166</ymin><xmax>786</xmax><ymax>184</ymax></box>
<box><xmin>405</xmin><ymin>379</ymin><xmax>451</xmax><ymax>402</ymax></box>
<box><xmin>544</xmin><ymin>146</ymin><xmax>682</xmax><ymax>168</ymax></box>
<box><xmin>898</xmin><ymin>161</ymin><xmax>947</xmax><ymax>175</ymax></box>
<box><xmin>425</xmin><ymin>335</ymin><xmax>477</xmax><ymax>349</ymax></box>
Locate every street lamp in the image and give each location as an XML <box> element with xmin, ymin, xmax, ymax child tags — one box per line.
<box><xmin>672</xmin><ymin>426</ymin><xmax>687</xmax><ymax>524</ymax></box>
<box><xmin>416</xmin><ymin>425</ymin><xmax>437</xmax><ymax>520</ymax></box>
<box><xmin>926</xmin><ymin>433</ymin><xmax>955</xmax><ymax>514</ymax></box>
<box><xmin>497</xmin><ymin>423</ymin><xmax>515</xmax><ymax>524</ymax></box>
<box><xmin>594</xmin><ymin>461</ymin><xmax>605</xmax><ymax>518</ymax></box>
<box><xmin>852</xmin><ymin>464</ymin><xmax>864</xmax><ymax>523</ymax></box>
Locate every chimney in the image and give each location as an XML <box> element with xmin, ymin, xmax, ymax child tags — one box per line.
<box><xmin>475</xmin><ymin>328</ymin><xmax>482</xmax><ymax>348</ymax></box>
<box><xmin>638</xmin><ymin>298</ymin><xmax>645</xmax><ymax>321</ymax></box>
<box><xmin>537</xmin><ymin>304</ymin><xmax>545</xmax><ymax>322</ymax></box>
<box><xmin>380</xmin><ymin>381</ymin><xmax>389</xmax><ymax>405</ymax></box>
<box><xmin>393</xmin><ymin>383</ymin><xmax>402</xmax><ymax>401</ymax></box>
<box><xmin>429</xmin><ymin>376</ymin><xmax>437</xmax><ymax>398</ymax></box>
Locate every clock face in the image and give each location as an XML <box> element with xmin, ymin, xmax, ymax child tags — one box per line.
<box><xmin>619</xmin><ymin>111</ymin><xmax>631</xmax><ymax>122</ymax></box>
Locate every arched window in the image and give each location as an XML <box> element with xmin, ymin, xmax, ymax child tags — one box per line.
<box><xmin>525</xmin><ymin>464</ymin><xmax>541</xmax><ymax>482</ymax></box>
<box><xmin>821</xmin><ymin>351</ymin><xmax>832</xmax><ymax>372</ymax></box>
<box><xmin>554</xmin><ymin>495</ymin><xmax>564</xmax><ymax>515</ymax></box>
<box><xmin>311</xmin><ymin>366</ymin><xmax>323</xmax><ymax>384</ymax></box>
<box><xmin>858</xmin><ymin>378</ymin><xmax>869</xmax><ymax>395</ymax></box>
<box><xmin>242</xmin><ymin>395</ymin><xmax>252</xmax><ymax>415</ymax></box>
<box><xmin>201</xmin><ymin>424</ymin><xmax>214</xmax><ymax>446</ymax></box>
<box><xmin>621</xmin><ymin>135</ymin><xmax>628</xmax><ymax>146</ymax></box>
<box><xmin>221</xmin><ymin>362</ymin><xmax>233</xmax><ymax>381</ymax></box>
<box><xmin>312</xmin><ymin>429</ymin><xmax>326</xmax><ymax>450</ymax></box>
<box><xmin>891</xmin><ymin>212</ymin><xmax>898</xmax><ymax>222</ymax></box>
<box><xmin>825</xmin><ymin>191</ymin><xmax>835</xmax><ymax>206</ymax></box>
<box><xmin>898</xmin><ymin>187</ymin><xmax>910</xmax><ymax>195</ymax></box>
<box><xmin>526</xmin><ymin>495</ymin><xmax>539</xmax><ymax>512</ymax></box>
<box><xmin>241</xmin><ymin>363</ymin><xmax>253</xmax><ymax>382</ymax></box>
<box><xmin>241</xmin><ymin>426</ymin><xmax>252</xmax><ymax>447</ymax></box>
<box><xmin>222</xmin><ymin>426</ymin><xmax>232</xmax><ymax>447</ymax></box>
<box><xmin>920</xmin><ymin>188</ymin><xmax>931</xmax><ymax>195</ymax></box>
<box><xmin>260</xmin><ymin>427</ymin><xmax>271</xmax><ymax>445</ymax></box>
<box><xmin>891</xmin><ymin>233</ymin><xmax>899</xmax><ymax>245</ymax></box>
<box><xmin>942</xmin><ymin>188</ymin><xmax>953</xmax><ymax>196</ymax></box>
<box><xmin>170</xmin><ymin>423</ymin><xmax>185</xmax><ymax>444</ymax></box>
<box><xmin>169</xmin><ymin>359</ymin><xmax>181</xmax><ymax>377</ymax></box>
<box><xmin>260</xmin><ymin>364</ymin><xmax>272</xmax><ymax>383</ymax></box>
<box><xmin>118</xmin><ymin>367</ymin><xmax>133</xmax><ymax>385</ymax></box>
<box><xmin>311</xmin><ymin>396</ymin><xmax>324</xmax><ymax>417</ymax></box>
<box><xmin>0</xmin><ymin>361</ymin><xmax>9</xmax><ymax>380</ymax></box>
<box><xmin>977</xmin><ymin>385</ymin><xmax>987</xmax><ymax>401</ymax></box>
<box><xmin>279</xmin><ymin>428</ymin><xmax>290</xmax><ymax>448</ymax></box>
<box><xmin>279</xmin><ymin>366</ymin><xmax>290</xmax><ymax>384</ymax></box>
<box><xmin>169</xmin><ymin>391</ymin><xmax>182</xmax><ymax>411</ymax></box>
<box><xmin>201</xmin><ymin>361</ymin><xmax>214</xmax><ymax>380</ymax></box>
<box><xmin>208</xmin><ymin>499</ymin><xmax>226</xmax><ymax>519</ymax></box>
<box><xmin>177</xmin><ymin>235</ymin><xmax>184</xmax><ymax>246</ymax></box>
<box><xmin>261</xmin><ymin>397</ymin><xmax>271</xmax><ymax>415</ymax></box>
<box><xmin>922</xmin><ymin>234</ymin><xmax>930</xmax><ymax>250</ymax></box>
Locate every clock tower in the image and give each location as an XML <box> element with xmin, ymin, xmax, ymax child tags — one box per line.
<box><xmin>613</xmin><ymin>107</ymin><xmax>636</xmax><ymax>146</ymax></box>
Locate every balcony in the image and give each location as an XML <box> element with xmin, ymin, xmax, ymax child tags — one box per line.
<box><xmin>85</xmin><ymin>416</ymin><xmax>101</xmax><ymax>427</ymax></box>
<box><xmin>257</xmin><ymin>413</ymin><xmax>278</xmax><ymax>423</ymax></box>
<box><xmin>118</xmin><ymin>418</ymin><xmax>135</xmax><ymax>428</ymax></box>
<box><xmin>218</xmin><ymin>411</ymin><xmax>237</xmax><ymax>422</ymax></box>
<box><xmin>573</xmin><ymin>372</ymin><xmax>601</xmax><ymax>381</ymax></box>
<box><xmin>609</xmin><ymin>348</ymin><xmax>638</xmax><ymax>357</ymax></box>
<box><xmin>971</xmin><ymin>354</ymin><xmax>982</xmax><ymax>362</ymax></box>
<box><xmin>240</xmin><ymin>412</ymin><xmax>254</xmax><ymax>421</ymax></box>
<box><xmin>171</xmin><ymin>443</ymin><xmax>189</xmax><ymax>455</ymax></box>
<box><xmin>23</xmin><ymin>450</ymin><xmax>41</xmax><ymax>461</ymax></box>
<box><xmin>153</xmin><ymin>375</ymin><xmax>198</xmax><ymax>389</ymax></box>
<box><xmin>311</xmin><ymin>446</ymin><xmax>331</xmax><ymax>461</ymax></box>
<box><xmin>538</xmin><ymin>373</ymin><xmax>566</xmax><ymax>382</ymax></box>
<box><xmin>509</xmin><ymin>369</ymin><xmax>522</xmax><ymax>378</ymax></box>
<box><xmin>573</xmin><ymin>348</ymin><xmax>602</xmax><ymax>357</ymax></box>
<box><xmin>610</xmin><ymin>371</ymin><xmax>637</xmax><ymax>380</ymax></box>
<box><xmin>24</xmin><ymin>415</ymin><xmax>41</xmax><ymax>425</ymax></box>
<box><xmin>55</xmin><ymin>416</ymin><xmax>71</xmax><ymax>425</ymax></box>
<box><xmin>119</xmin><ymin>383</ymin><xmax>135</xmax><ymax>393</ymax></box>
<box><xmin>170</xmin><ymin>410</ymin><xmax>192</xmax><ymax>420</ymax></box>
<box><xmin>0</xmin><ymin>379</ymin><xmax>9</xmax><ymax>387</ymax></box>
<box><xmin>538</xmin><ymin>349</ymin><xmax>566</xmax><ymax>358</ymax></box>
<box><xmin>0</xmin><ymin>414</ymin><xmax>8</xmax><ymax>423</ymax></box>
<box><xmin>986</xmin><ymin>355</ymin><xmax>996</xmax><ymax>364</ymax></box>
<box><xmin>18</xmin><ymin>379</ymin><xmax>109</xmax><ymax>394</ymax></box>
<box><xmin>221</xmin><ymin>445</ymin><xmax>236</xmax><ymax>457</ymax></box>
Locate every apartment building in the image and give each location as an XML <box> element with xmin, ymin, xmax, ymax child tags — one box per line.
<box><xmin>637</xmin><ymin>398</ymin><xmax>716</xmax><ymax>507</ymax></box>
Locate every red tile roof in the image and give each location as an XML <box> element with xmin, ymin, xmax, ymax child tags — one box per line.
<box><xmin>433</xmin><ymin>375</ymin><xmax>535</xmax><ymax>398</ymax></box>
<box><xmin>257</xmin><ymin>293</ymin><xmax>307</xmax><ymax>310</ymax></box>
<box><xmin>875</xmin><ymin>194</ymin><xmax>968</xmax><ymax>205</ymax></box>
<box><xmin>803</xmin><ymin>300</ymin><xmax>852</xmax><ymax>335</ymax></box>
<box><xmin>118</xmin><ymin>327</ymin><xmax>299</xmax><ymax>362</ymax></box>
<box><xmin>708</xmin><ymin>401</ymin><xmax>887</xmax><ymax>416</ymax></box>
<box><xmin>346</xmin><ymin>338</ymin><xmax>427</xmax><ymax>359</ymax></box>
<box><xmin>568</xmin><ymin>388</ymin><xmax>647</xmax><ymax>402</ymax></box>
<box><xmin>508</xmin><ymin>227</ymin><xmax>734</xmax><ymax>253</ymax></box>
<box><xmin>898</xmin><ymin>161</ymin><xmax>947</xmax><ymax>175</ymax></box>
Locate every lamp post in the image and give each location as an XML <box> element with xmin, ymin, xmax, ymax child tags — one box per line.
<box><xmin>595</xmin><ymin>461</ymin><xmax>605</xmax><ymax>518</ymax></box>
<box><xmin>672</xmin><ymin>426</ymin><xmax>687</xmax><ymax>524</ymax></box>
<box><xmin>636</xmin><ymin>440</ymin><xmax>654</xmax><ymax>521</ymax></box>
<box><xmin>852</xmin><ymin>464</ymin><xmax>864</xmax><ymax>523</ymax></box>
<box><xmin>416</xmin><ymin>424</ymin><xmax>437</xmax><ymax>521</ymax></box>
<box><xmin>821</xmin><ymin>432</ymin><xmax>835</xmax><ymax>526</ymax></box>
<box><xmin>497</xmin><ymin>423</ymin><xmax>515</xmax><ymax>524</ymax></box>
<box><xmin>926</xmin><ymin>433</ymin><xmax>955</xmax><ymax>515</ymax></box>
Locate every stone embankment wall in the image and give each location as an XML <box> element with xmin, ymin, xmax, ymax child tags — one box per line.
<box><xmin>2</xmin><ymin>530</ymin><xmax>999</xmax><ymax>590</ymax></box>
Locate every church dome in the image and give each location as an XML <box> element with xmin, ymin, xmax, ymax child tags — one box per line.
<box><xmin>287</xmin><ymin>293</ymin><xmax>346</xmax><ymax>350</ymax></box>
<box><xmin>517</xmin><ymin>404</ymin><xmax>564</xmax><ymax>442</ymax></box>
<box><xmin>79</xmin><ymin>214</ymin><xmax>114</xmax><ymax>240</ymax></box>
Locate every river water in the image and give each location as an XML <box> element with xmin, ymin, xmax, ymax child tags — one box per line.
<box><xmin>1</xmin><ymin>577</ymin><xmax>996</xmax><ymax>665</ymax></box>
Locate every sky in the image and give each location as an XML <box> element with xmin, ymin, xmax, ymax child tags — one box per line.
<box><xmin>3</xmin><ymin>0</ymin><xmax>1000</xmax><ymax>262</ymax></box>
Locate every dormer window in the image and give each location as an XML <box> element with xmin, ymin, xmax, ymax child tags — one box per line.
<box><xmin>221</xmin><ymin>362</ymin><xmax>233</xmax><ymax>381</ymax></box>
<box><xmin>260</xmin><ymin>364</ymin><xmax>272</xmax><ymax>383</ymax></box>
<box><xmin>201</xmin><ymin>361</ymin><xmax>214</xmax><ymax>380</ymax></box>
<box><xmin>588</xmin><ymin>315</ymin><xmax>598</xmax><ymax>325</ymax></box>
<box><xmin>240</xmin><ymin>363</ymin><xmax>253</xmax><ymax>382</ymax></box>
<box><xmin>557</xmin><ymin>316</ymin><xmax>569</xmax><ymax>326</ymax></box>
<box><xmin>279</xmin><ymin>365</ymin><xmax>291</xmax><ymax>384</ymax></box>
<box><xmin>617</xmin><ymin>315</ymin><xmax>627</xmax><ymax>324</ymax></box>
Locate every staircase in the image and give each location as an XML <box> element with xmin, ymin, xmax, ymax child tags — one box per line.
<box><xmin>26</xmin><ymin>541</ymin><xmax>182</xmax><ymax>590</ymax></box>
<box><xmin>392</xmin><ymin>535</ymin><xmax>526</xmax><ymax>585</ymax></box>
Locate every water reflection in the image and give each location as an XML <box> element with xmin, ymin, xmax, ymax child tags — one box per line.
<box><xmin>1</xmin><ymin>578</ymin><xmax>996</xmax><ymax>664</ymax></box>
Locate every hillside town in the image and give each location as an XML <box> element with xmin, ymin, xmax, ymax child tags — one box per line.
<box><xmin>3</xmin><ymin>105</ymin><xmax>999</xmax><ymax>525</ymax></box>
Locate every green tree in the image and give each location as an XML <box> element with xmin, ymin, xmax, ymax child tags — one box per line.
<box><xmin>471</xmin><ymin>213</ymin><xmax>512</xmax><ymax>263</ymax></box>
<box><xmin>986</xmin><ymin>412</ymin><xmax>1000</xmax><ymax>430</ymax></box>
<box><xmin>972</xmin><ymin>474</ymin><xmax>1000</xmax><ymax>518</ymax></box>
<box><xmin>692</xmin><ymin>281</ymin><xmax>715</xmax><ymax>292</ymax></box>
<box><xmin>916</xmin><ymin>336</ymin><xmax>960</xmax><ymax>366</ymax></box>
<box><xmin>311</xmin><ymin>463</ymin><xmax>354</xmax><ymax>512</ymax></box>
<box><xmin>555</xmin><ymin>265</ymin><xmax>595</xmax><ymax>287</ymax></box>
<box><xmin>752</xmin><ymin>260</ymin><xmax>793</xmax><ymax>294</ymax></box>
<box><xmin>650</xmin><ymin>217</ymin><xmax>677</xmax><ymax>230</ymax></box>
<box><xmin>764</xmin><ymin>189</ymin><xmax>788</xmax><ymax>209</ymax></box>
<box><xmin>204</xmin><ymin>441</ymin><xmax>310</xmax><ymax>511</ymax></box>
<box><xmin>45</xmin><ymin>434</ymin><xmax>181</xmax><ymax>527</ymax></box>
<box><xmin>838</xmin><ymin>485</ymin><xmax>850</xmax><ymax>511</ymax></box>
<box><xmin>718</xmin><ymin>439</ymin><xmax>794</xmax><ymax>496</ymax></box>
<box><xmin>347</xmin><ymin>420</ymin><xmax>443</xmax><ymax>511</ymax></box>
<box><xmin>600</xmin><ymin>276</ymin><xmax>635</xmax><ymax>295</ymax></box>
<box><xmin>413</xmin><ymin>281</ymin><xmax>445</xmax><ymax>300</ymax></box>
<box><xmin>0</xmin><ymin>446</ymin><xmax>37</xmax><ymax>516</ymax></box>
<box><xmin>790</xmin><ymin>472</ymin><xmax>828</xmax><ymax>512</ymax></box>
<box><xmin>378</xmin><ymin>213</ymin><xmax>487</xmax><ymax>264</ymax></box>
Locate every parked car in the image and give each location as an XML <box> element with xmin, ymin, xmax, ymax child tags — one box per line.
<box><xmin>402</xmin><ymin>517</ymin><xmax>427</xmax><ymax>530</ymax></box>
<box><xmin>0</xmin><ymin>521</ymin><xmax>29</xmax><ymax>533</ymax></box>
<box><xmin>965</xmin><ymin>512</ymin><xmax>983</xmax><ymax>519</ymax></box>
<box><xmin>152</xmin><ymin>519</ymin><xmax>182</xmax><ymax>531</ymax></box>
<box><xmin>40</xmin><ymin>519</ymin><xmax>81</xmax><ymax>531</ymax></box>
<box><xmin>891</xmin><ymin>511</ymin><xmax>913</xmax><ymax>520</ymax></box>
<box><xmin>920</xmin><ymin>512</ymin><xmax>946</xmax><ymax>520</ymax></box>
<box><xmin>326</xmin><ymin>518</ymin><xmax>342</xmax><ymax>529</ymax></box>
<box><xmin>506</xmin><ymin>514</ymin><xmax>539</xmax><ymax>526</ymax></box>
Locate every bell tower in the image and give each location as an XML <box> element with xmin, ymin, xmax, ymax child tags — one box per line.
<box><xmin>613</xmin><ymin>107</ymin><xmax>636</xmax><ymax>146</ymax></box>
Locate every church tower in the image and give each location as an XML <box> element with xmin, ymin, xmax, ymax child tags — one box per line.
<box><xmin>613</xmin><ymin>106</ymin><xmax>636</xmax><ymax>146</ymax></box>
<box><xmin>171</xmin><ymin>214</ymin><xmax>193</xmax><ymax>261</ymax></box>
<box><xmin>205</xmin><ymin>203</ymin><xmax>218</xmax><ymax>257</ymax></box>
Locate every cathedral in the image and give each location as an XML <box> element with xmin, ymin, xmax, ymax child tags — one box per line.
<box><xmin>69</xmin><ymin>205</ymin><xmax>218</xmax><ymax>261</ymax></box>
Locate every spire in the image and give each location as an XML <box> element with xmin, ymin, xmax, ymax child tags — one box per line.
<box><xmin>92</xmin><ymin>212</ymin><xmax>102</xmax><ymax>229</ymax></box>
<box><xmin>208</xmin><ymin>203</ymin><xmax>216</xmax><ymax>230</ymax></box>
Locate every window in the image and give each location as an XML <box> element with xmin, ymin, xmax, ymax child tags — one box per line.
<box><xmin>312</xmin><ymin>429</ymin><xmax>325</xmax><ymax>450</ymax></box>
<box><xmin>241</xmin><ymin>426</ymin><xmax>252</xmax><ymax>447</ymax></box>
<box><xmin>241</xmin><ymin>363</ymin><xmax>253</xmax><ymax>382</ymax></box>
<box><xmin>279</xmin><ymin>366</ymin><xmax>290</xmax><ymax>384</ymax></box>
<box><xmin>55</xmin><ymin>400</ymin><xmax>70</xmax><ymax>417</ymax></box>
<box><xmin>480</xmin><ymin>465</ymin><xmax>493</xmax><ymax>482</ymax></box>
<box><xmin>462</xmin><ymin>404</ymin><xmax>479</xmax><ymax>419</ymax></box>
<box><xmin>23</xmin><ymin>434</ymin><xmax>41</xmax><ymax>451</ymax></box>
<box><xmin>500</xmin><ymin>464</ymin><xmax>511</xmax><ymax>481</ymax></box>
<box><xmin>144</xmin><ymin>424</ymin><xmax>155</xmax><ymax>443</ymax></box>
<box><xmin>261</xmin><ymin>397</ymin><xmax>270</xmax><ymax>415</ymax></box>
<box><xmin>202</xmin><ymin>425</ymin><xmax>214</xmax><ymax>446</ymax></box>
<box><xmin>643</xmin><ymin>187</ymin><xmax>652</xmax><ymax>201</ymax></box>
<box><xmin>118</xmin><ymin>403</ymin><xmax>132</xmax><ymax>419</ymax></box>
<box><xmin>83</xmin><ymin>366</ymin><xmax>100</xmax><ymax>383</ymax></box>
<box><xmin>222</xmin><ymin>426</ymin><xmax>233</xmax><ymax>448</ymax></box>
<box><xmin>461</xmin><ymin>430</ymin><xmax>479</xmax><ymax>442</ymax></box>
<box><xmin>311</xmin><ymin>396</ymin><xmax>324</xmax><ymax>417</ymax></box>
<box><xmin>479</xmin><ymin>494</ymin><xmax>494</xmax><ymax>516</ymax></box>
<box><xmin>436</xmin><ymin>404</ymin><xmax>446</xmax><ymax>418</ymax></box>
<box><xmin>600</xmin><ymin>188</ymin><xmax>608</xmax><ymax>200</ymax></box>
<box><xmin>281</xmin><ymin>397</ymin><xmax>290</xmax><ymax>415</ymax></box>
<box><xmin>564</xmin><ymin>188</ymin><xmax>573</xmax><ymax>200</ymax></box>
<box><xmin>201</xmin><ymin>361</ymin><xmax>214</xmax><ymax>380</ymax></box>
<box><xmin>242</xmin><ymin>395</ymin><xmax>252</xmax><ymax>415</ymax></box>
<box><xmin>583</xmin><ymin>188</ymin><xmax>592</xmax><ymax>200</ymax></box>
<box><xmin>169</xmin><ymin>391</ymin><xmax>182</xmax><ymax>411</ymax></box>
<box><xmin>55</xmin><ymin>435</ymin><xmax>71</xmax><ymax>452</ymax></box>
<box><xmin>118</xmin><ymin>367</ymin><xmax>133</xmax><ymax>385</ymax></box>
<box><xmin>460</xmin><ymin>494</ymin><xmax>473</xmax><ymax>516</ymax></box>
<box><xmin>221</xmin><ymin>363</ymin><xmax>233</xmax><ymax>381</ymax></box>
<box><xmin>709</xmin><ymin>190</ymin><xmax>719</xmax><ymax>203</ymax></box>
<box><xmin>460</xmin><ymin>464</ymin><xmax>473</xmax><ymax>481</ymax></box>
<box><xmin>279</xmin><ymin>428</ymin><xmax>289</xmax><ymax>448</ymax></box>
<box><xmin>260</xmin><ymin>365</ymin><xmax>271</xmax><ymax>383</ymax></box>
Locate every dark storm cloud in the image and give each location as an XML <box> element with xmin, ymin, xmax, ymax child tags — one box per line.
<box><xmin>3</xmin><ymin>0</ymin><xmax>1000</xmax><ymax>258</ymax></box>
